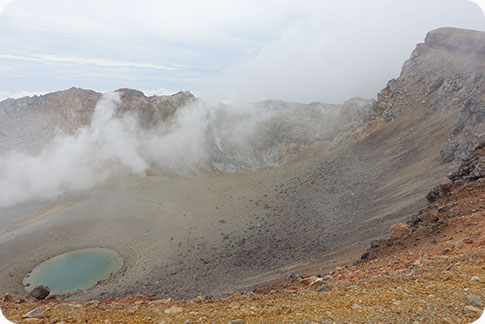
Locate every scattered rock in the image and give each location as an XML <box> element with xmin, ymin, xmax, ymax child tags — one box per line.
<box><xmin>2</xmin><ymin>293</ymin><xmax>14</xmax><ymax>303</ymax></box>
<box><xmin>127</xmin><ymin>307</ymin><xmax>139</xmax><ymax>315</ymax></box>
<box><xmin>164</xmin><ymin>306</ymin><xmax>183</xmax><ymax>315</ymax></box>
<box><xmin>426</xmin><ymin>185</ymin><xmax>444</xmax><ymax>203</ymax></box>
<box><xmin>370</xmin><ymin>240</ymin><xmax>380</xmax><ymax>249</ymax></box>
<box><xmin>470</xmin><ymin>276</ymin><xmax>480</xmax><ymax>282</ymax></box>
<box><xmin>390</xmin><ymin>223</ymin><xmax>412</xmax><ymax>239</ymax></box>
<box><xmin>29</xmin><ymin>285</ymin><xmax>50</xmax><ymax>300</ymax></box>
<box><xmin>454</xmin><ymin>240</ymin><xmax>465</xmax><ymax>249</ymax></box>
<box><xmin>467</xmin><ymin>294</ymin><xmax>484</xmax><ymax>308</ymax></box>
<box><xmin>22</xmin><ymin>307</ymin><xmax>45</xmax><ymax>319</ymax></box>
<box><xmin>360</xmin><ymin>251</ymin><xmax>370</xmax><ymax>261</ymax></box>
<box><xmin>316</xmin><ymin>285</ymin><xmax>327</xmax><ymax>292</ymax></box>
<box><xmin>300</xmin><ymin>276</ymin><xmax>320</xmax><ymax>286</ymax></box>
<box><xmin>351</xmin><ymin>304</ymin><xmax>362</xmax><ymax>310</ymax></box>
<box><xmin>464</xmin><ymin>305</ymin><xmax>482</xmax><ymax>314</ymax></box>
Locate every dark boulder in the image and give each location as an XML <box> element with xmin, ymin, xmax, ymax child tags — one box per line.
<box><xmin>29</xmin><ymin>285</ymin><xmax>50</xmax><ymax>300</ymax></box>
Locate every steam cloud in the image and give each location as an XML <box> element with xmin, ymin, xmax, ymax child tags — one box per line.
<box><xmin>0</xmin><ymin>92</ymin><xmax>279</xmax><ymax>208</ymax></box>
<box><xmin>0</xmin><ymin>91</ymin><xmax>370</xmax><ymax>208</ymax></box>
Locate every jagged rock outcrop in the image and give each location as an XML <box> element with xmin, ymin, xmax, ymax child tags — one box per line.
<box><xmin>368</xmin><ymin>28</ymin><xmax>485</xmax><ymax>123</ymax></box>
<box><xmin>440</xmin><ymin>97</ymin><xmax>485</xmax><ymax>162</ymax></box>
<box><xmin>365</xmin><ymin>27</ymin><xmax>485</xmax><ymax>184</ymax></box>
<box><xmin>115</xmin><ymin>88</ymin><xmax>196</xmax><ymax>127</ymax></box>
<box><xmin>447</xmin><ymin>143</ymin><xmax>485</xmax><ymax>183</ymax></box>
<box><xmin>0</xmin><ymin>88</ymin><xmax>195</xmax><ymax>153</ymax></box>
<box><xmin>440</xmin><ymin>94</ymin><xmax>485</xmax><ymax>182</ymax></box>
<box><xmin>358</xmin><ymin>28</ymin><xmax>485</xmax><ymax>265</ymax></box>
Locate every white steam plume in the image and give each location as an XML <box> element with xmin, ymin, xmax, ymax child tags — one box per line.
<box><xmin>0</xmin><ymin>93</ymin><xmax>148</xmax><ymax>207</ymax></box>
<box><xmin>0</xmin><ymin>92</ymin><xmax>276</xmax><ymax>207</ymax></box>
<box><xmin>0</xmin><ymin>92</ymin><xmax>367</xmax><ymax>208</ymax></box>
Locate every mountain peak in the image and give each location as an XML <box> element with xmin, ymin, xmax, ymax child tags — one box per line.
<box><xmin>425</xmin><ymin>27</ymin><xmax>485</xmax><ymax>54</ymax></box>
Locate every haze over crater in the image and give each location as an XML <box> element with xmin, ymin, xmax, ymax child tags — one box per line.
<box><xmin>0</xmin><ymin>0</ymin><xmax>484</xmax><ymax>103</ymax></box>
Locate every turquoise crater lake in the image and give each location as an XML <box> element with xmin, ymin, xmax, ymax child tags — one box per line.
<box><xmin>23</xmin><ymin>248</ymin><xmax>123</xmax><ymax>294</ymax></box>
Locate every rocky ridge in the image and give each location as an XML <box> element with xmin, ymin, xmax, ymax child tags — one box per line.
<box><xmin>0</xmin><ymin>87</ymin><xmax>372</xmax><ymax>174</ymax></box>
<box><xmin>0</xmin><ymin>88</ymin><xmax>195</xmax><ymax>154</ymax></box>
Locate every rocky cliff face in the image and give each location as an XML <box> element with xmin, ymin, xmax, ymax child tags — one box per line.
<box><xmin>0</xmin><ymin>88</ymin><xmax>100</xmax><ymax>153</ymax></box>
<box><xmin>0</xmin><ymin>88</ymin><xmax>196</xmax><ymax>154</ymax></box>
<box><xmin>369</xmin><ymin>28</ymin><xmax>484</xmax><ymax>123</ymax></box>
<box><xmin>115</xmin><ymin>88</ymin><xmax>196</xmax><ymax>128</ymax></box>
<box><xmin>366</xmin><ymin>27</ymin><xmax>485</xmax><ymax>182</ymax></box>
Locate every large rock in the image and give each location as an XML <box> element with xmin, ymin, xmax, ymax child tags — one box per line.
<box><xmin>29</xmin><ymin>285</ymin><xmax>50</xmax><ymax>300</ymax></box>
<box><xmin>22</xmin><ymin>307</ymin><xmax>44</xmax><ymax>319</ymax></box>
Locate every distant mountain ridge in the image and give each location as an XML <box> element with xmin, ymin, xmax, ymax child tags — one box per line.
<box><xmin>0</xmin><ymin>86</ymin><xmax>373</xmax><ymax>173</ymax></box>
<box><xmin>0</xmin><ymin>88</ymin><xmax>195</xmax><ymax>154</ymax></box>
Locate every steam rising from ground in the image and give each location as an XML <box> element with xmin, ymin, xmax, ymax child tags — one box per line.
<box><xmin>0</xmin><ymin>92</ymin><xmax>277</xmax><ymax>207</ymax></box>
<box><xmin>0</xmin><ymin>92</ymin><xmax>370</xmax><ymax>208</ymax></box>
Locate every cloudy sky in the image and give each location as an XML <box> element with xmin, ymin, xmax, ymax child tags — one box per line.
<box><xmin>0</xmin><ymin>0</ymin><xmax>484</xmax><ymax>104</ymax></box>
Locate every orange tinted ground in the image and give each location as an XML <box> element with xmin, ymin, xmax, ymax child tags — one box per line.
<box><xmin>2</xmin><ymin>180</ymin><xmax>484</xmax><ymax>324</ymax></box>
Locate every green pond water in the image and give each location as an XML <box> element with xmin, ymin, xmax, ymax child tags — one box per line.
<box><xmin>23</xmin><ymin>248</ymin><xmax>123</xmax><ymax>294</ymax></box>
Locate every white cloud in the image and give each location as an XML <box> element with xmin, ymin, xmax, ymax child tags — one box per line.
<box><xmin>1</xmin><ymin>0</ymin><xmax>484</xmax><ymax>103</ymax></box>
<box><xmin>0</xmin><ymin>89</ymin><xmax>47</xmax><ymax>101</ymax></box>
<box><xmin>142</xmin><ymin>88</ymin><xmax>177</xmax><ymax>96</ymax></box>
<box><xmin>201</xmin><ymin>0</ymin><xmax>485</xmax><ymax>104</ymax></box>
<box><xmin>1</xmin><ymin>0</ymin><xmax>300</xmax><ymax>44</ymax></box>
<box><xmin>0</xmin><ymin>53</ymin><xmax>178</xmax><ymax>70</ymax></box>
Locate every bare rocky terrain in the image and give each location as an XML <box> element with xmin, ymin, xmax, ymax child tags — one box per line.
<box><xmin>0</xmin><ymin>27</ymin><xmax>484</xmax><ymax>324</ymax></box>
<box><xmin>2</xmin><ymin>150</ymin><xmax>485</xmax><ymax>323</ymax></box>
